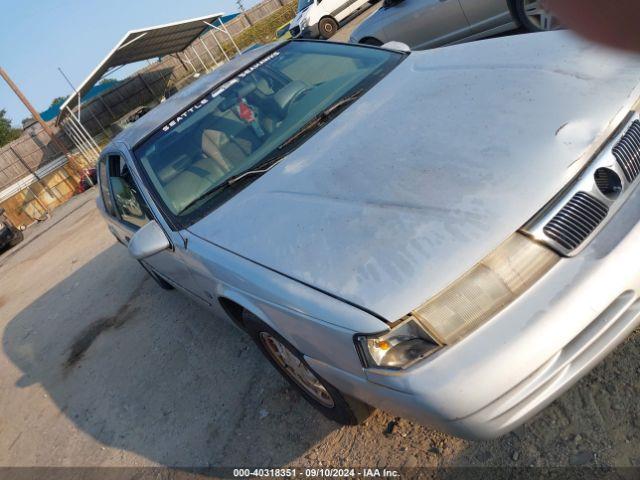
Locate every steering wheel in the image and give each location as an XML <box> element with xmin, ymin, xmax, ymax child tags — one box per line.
<box><xmin>274</xmin><ymin>81</ymin><xmax>311</xmax><ymax>117</ymax></box>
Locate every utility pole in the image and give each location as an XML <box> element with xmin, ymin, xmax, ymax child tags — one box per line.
<box><xmin>0</xmin><ymin>66</ymin><xmax>72</xmax><ymax>158</ymax></box>
<box><xmin>0</xmin><ymin>66</ymin><xmax>87</xmax><ymax>190</ymax></box>
<box><xmin>236</xmin><ymin>0</ymin><xmax>246</xmax><ymax>12</ymax></box>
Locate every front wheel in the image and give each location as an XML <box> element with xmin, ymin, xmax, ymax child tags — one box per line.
<box><xmin>243</xmin><ymin>310</ymin><xmax>373</xmax><ymax>425</ymax></box>
<box><xmin>318</xmin><ymin>17</ymin><xmax>339</xmax><ymax>40</ymax></box>
<box><xmin>9</xmin><ymin>230</ymin><xmax>23</xmax><ymax>248</ymax></box>
<box><xmin>138</xmin><ymin>261</ymin><xmax>174</xmax><ymax>290</ymax></box>
<box><xmin>514</xmin><ymin>0</ymin><xmax>559</xmax><ymax>31</ymax></box>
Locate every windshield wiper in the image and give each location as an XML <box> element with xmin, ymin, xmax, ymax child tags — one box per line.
<box><xmin>178</xmin><ymin>181</ymin><xmax>236</xmax><ymax>214</ymax></box>
<box><xmin>178</xmin><ymin>90</ymin><xmax>365</xmax><ymax>213</ymax></box>
<box><xmin>179</xmin><ymin>153</ymin><xmax>289</xmax><ymax>213</ymax></box>
<box><xmin>227</xmin><ymin>89</ymin><xmax>365</xmax><ymax>186</ymax></box>
<box><xmin>226</xmin><ymin>153</ymin><xmax>288</xmax><ymax>186</ymax></box>
<box><xmin>277</xmin><ymin>89</ymin><xmax>364</xmax><ymax>151</ymax></box>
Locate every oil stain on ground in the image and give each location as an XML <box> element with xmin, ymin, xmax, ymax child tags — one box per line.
<box><xmin>65</xmin><ymin>282</ymin><xmax>145</xmax><ymax>369</ymax></box>
<box><xmin>65</xmin><ymin>303</ymin><xmax>140</xmax><ymax>368</ymax></box>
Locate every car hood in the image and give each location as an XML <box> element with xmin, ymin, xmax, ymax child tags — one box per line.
<box><xmin>188</xmin><ymin>31</ymin><xmax>640</xmax><ymax>322</ymax></box>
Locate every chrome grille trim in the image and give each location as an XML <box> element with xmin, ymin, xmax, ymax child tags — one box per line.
<box><xmin>543</xmin><ymin>193</ymin><xmax>609</xmax><ymax>251</ymax></box>
<box><xmin>612</xmin><ymin>119</ymin><xmax>640</xmax><ymax>182</ymax></box>
<box><xmin>523</xmin><ymin>111</ymin><xmax>640</xmax><ymax>257</ymax></box>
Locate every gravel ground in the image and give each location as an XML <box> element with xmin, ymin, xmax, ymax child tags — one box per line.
<box><xmin>0</xmin><ymin>8</ymin><xmax>638</xmax><ymax>472</ymax></box>
<box><xmin>0</xmin><ymin>190</ymin><xmax>638</xmax><ymax>471</ymax></box>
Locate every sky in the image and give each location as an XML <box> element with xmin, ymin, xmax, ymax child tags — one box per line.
<box><xmin>0</xmin><ymin>0</ymin><xmax>260</xmax><ymax>127</ymax></box>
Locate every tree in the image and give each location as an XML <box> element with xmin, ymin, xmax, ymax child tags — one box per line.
<box><xmin>98</xmin><ymin>78</ymin><xmax>119</xmax><ymax>86</ymax></box>
<box><xmin>0</xmin><ymin>109</ymin><xmax>21</xmax><ymax>147</ymax></box>
<box><xmin>49</xmin><ymin>96</ymin><xmax>67</xmax><ymax>108</ymax></box>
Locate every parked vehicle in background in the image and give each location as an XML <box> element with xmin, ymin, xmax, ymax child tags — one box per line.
<box><xmin>0</xmin><ymin>208</ymin><xmax>23</xmax><ymax>252</ymax></box>
<box><xmin>97</xmin><ymin>35</ymin><xmax>640</xmax><ymax>439</ymax></box>
<box><xmin>276</xmin><ymin>22</ymin><xmax>292</xmax><ymax>40</ymax></box>
<box><xmin>290</xmin><ymin>0</ymin><xmax>377</xmax><ymax>39</ymax></box>
<box><xmin>350</xmin><ymin>0</ymin><xmax>558</xmax><ymax>49</ymax></box>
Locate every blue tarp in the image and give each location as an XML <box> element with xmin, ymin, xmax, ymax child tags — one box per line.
<box><xmin>40</xmin><ymin>81</ymin><xmax>122</xmax><ymax>121</ymax></box>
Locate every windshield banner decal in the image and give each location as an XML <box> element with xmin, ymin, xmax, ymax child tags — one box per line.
<box><xmin>161</xmin><ymin>51</ymin><xmax>280</xmax><ymax>133</ymax></box>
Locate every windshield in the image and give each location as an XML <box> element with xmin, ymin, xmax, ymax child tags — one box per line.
<box><xmin>297</xmin><ymin>0</ymin><xmax>314</xmax><ymax>12</ymax></box>
<box><xmin>134</xmin><ymin>41</ymin><xmax>403</xmax><ymax>223</ymax></box>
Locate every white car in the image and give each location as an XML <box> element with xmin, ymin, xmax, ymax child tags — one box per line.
<box><xmin>290</xmin><ymin>0</ymin><xmax>376</xmax><ymax>39</ymax></box>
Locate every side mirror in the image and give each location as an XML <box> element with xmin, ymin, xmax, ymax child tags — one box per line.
<box><xmin>128</xmin><ymin>220</ymin><xmax>171</xmax><ymax>260</ymax></box>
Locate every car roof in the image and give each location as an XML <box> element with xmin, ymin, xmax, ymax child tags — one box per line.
<box><xmin>110</xmin><ymin>41</ymin><xmax>284</xmax><ymax>150</ymax></box>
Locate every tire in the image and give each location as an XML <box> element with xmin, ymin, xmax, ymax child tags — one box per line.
<box><xmin>8</xmin><ymin>230</ymin><xmax>23</xmax><ymax>248</ymax></box>
<box><xmin>139</xmin><ymin>261</ymin><xmax>174</xmax><ymax>290</ymax></box>
<box><xmin>513</xmin><ymin>0</ymin><xmax>558</xmax><ymax>32</ymax></box>
<box><xmin>318</xmin><ymin>17</ymin><xmax>339</xmax><ymax>40</ymax></box>
<box><xmin>243</xmin><ymin>310</ymin><xmax>373</xmax><ymax>425</ymax></box>
<box><xmin>360</xmin><ymin>37</ymin><xmax>383</xmax><ymax>47</ymax></box>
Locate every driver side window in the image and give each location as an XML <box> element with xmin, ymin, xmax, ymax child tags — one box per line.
<box><xmin>107</xmin><ymin>154</ymin><xmax>150</xmax><ymax>229</ymax></box>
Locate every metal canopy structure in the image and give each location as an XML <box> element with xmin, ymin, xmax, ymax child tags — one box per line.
<box><xmin>56</xmin><ymin>12</ymin><xmax>235</xmax><ymax>126</ymax></box>
<box><xmin>55</xmin><ymin>12</ymin><xmax>241</xmax><ymax>165</ymax></box>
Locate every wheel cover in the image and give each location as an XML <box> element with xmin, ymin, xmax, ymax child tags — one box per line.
<box><xmin>523</xmin><ymin>0</ymin><xmax>558</xmax><ymax>30</ymax></box>
<box><xmin>260</xmin><ymin>332</ymin><xmax>335</xmax><ymax>408</ymax></box>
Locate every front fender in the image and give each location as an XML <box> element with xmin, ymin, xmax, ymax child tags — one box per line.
<box><xmin>183</xmin><ymin>231</ymin><xmax>388</xmax><ymax>376</ymax></box>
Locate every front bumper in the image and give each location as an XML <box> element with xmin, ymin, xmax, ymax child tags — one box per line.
<box><xmin>294</xmin><ymin>24</ymin><xmax>319</xmax><ymax>39</ymax></box>
<box><xmin>308</xmin><ymin>180</ymin><xmax>640</xmax><ymax>439</ymax></box>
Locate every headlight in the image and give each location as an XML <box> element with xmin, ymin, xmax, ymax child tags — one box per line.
<box><xmin>356</xmin><ymin>318</ymin><xmax>440</xmax><ymax>369</ymax></box>
<box><xmin>412</xmin><ymin>233</ymin><xmax>559</xmax><ymax>345</ymax></box>
<box><xmin>356</xmin><ymin>233</ymin><xmax>558</xmax><ymax>369</ymax></box>
<box><xmin>0</xmin><ymin>222</ymin><xmax>5</xmax><ymax>231</ymax></box>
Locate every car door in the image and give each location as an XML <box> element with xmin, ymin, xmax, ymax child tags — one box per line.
<box><xmin>333</xmin><ymin>0</ymin><xmax>369</xmax><ymax>22</ymax></box>
<box><xmin>458</xmin><ymin>0</ymin><xmax>513</xmax><ymax>34</ymax></box>
<box><xmin>320</xmin><ymin>0</ymin><xmax>347</xmax><ymax>22</ymax></box>
<box><xmin>98</xmin><ymin>152</ymin><xmax>201</xmax><ymax>299</ymax></box>
<box><xmin>381</xmin><ymin>0</ymin><xmax>471</xmax><ymax>50</ymax></box>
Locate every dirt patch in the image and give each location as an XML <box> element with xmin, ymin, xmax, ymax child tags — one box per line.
<box><xmin>65</xmin><ymin>303</ymin><xmax>139</xmax><ymax>368</ymax></box>
<box><xmin>0</xmin><ymin>295</ymin><xmax>5</xmax><ymax>309</ymax></box>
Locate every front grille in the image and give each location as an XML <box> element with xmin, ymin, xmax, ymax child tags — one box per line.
<box><xmin>543</xmin><ymin>192</ymin><xmax>609</xmax><ymax>251</ymax></box>
<box><xmin>612</xmin><ymin>119</ymin><xmax>640</xmax><ymax>182</ymax></box>
<box><xmin>290</xmin><ymin>26</ymin><xmax>300</xmax><ymax>37</ymax></box>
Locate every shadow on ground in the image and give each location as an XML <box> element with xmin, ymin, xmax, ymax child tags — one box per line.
<box><xmin>2</xmin><ymin>217</ymin><xmax>640</xmax><ymax>470</ymax></box>
<box><xmin>3</xmin><ymin>243</ymin><xmax>338</xmax><ymax>467</ymax></box>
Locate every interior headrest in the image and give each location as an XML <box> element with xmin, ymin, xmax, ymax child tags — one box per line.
<box><xmin>219</xmin><ymin>82</ymin><xmax>257</xmax><ymax>111</ymax></box>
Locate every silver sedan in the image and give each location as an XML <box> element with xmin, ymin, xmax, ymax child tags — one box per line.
<box><xmin>98</xmin><ymin>34</ymin><xmax>640</xmax><ymax>439</ymax></box>
<box><xmin>350</xmin><ymin>0</ymin><xmax>558</xmax><ymax>49</ymax></box>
